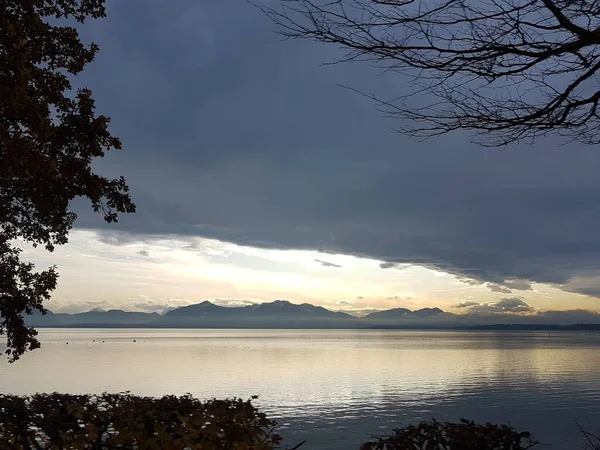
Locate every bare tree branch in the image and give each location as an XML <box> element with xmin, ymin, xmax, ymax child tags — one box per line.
<box><xmin>255</xmin><ymin>0</ymin><xmax>600</xmax><ymax>145</ymax></box>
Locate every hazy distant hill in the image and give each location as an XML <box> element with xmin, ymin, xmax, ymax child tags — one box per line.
<box><xmin>243</xmin><ymin>300</ymin><xmax>355</xmax><ymax>319</ymax></box>
<box><xmin>25</xmin><ymin>309</ymin><xmax>159</xmax><ymax>327</ymax></box>
<box><xmin>363</xmin><ymin>307</ymin><xmax>412</xmax><ymax>320</ymax></box>
<box><xmin>164</xmin><ymin>300</ymin><xmax>355</xmax><ymax>319</ymax></box>
<box><xmin>363</xmin><ymin>307</ymin><xmax>446</xmax><ymax>320</ymax></box>
<box><xmin>65</xmin><ymin>309</ymin><xmax>160</xmax><ymax>325</ymax></box>
<box><xmin>164</xmin><ymin>301</ymin><xmax>235</xmax><ymax>317</ymax></box>
<box><xmin>412</xmin><ymin>307</ymin><xmax>445</xmax><ymax>317</ymax></box>
<box><xmin>158</xmin><ymin>300</ymin><xmax>358</xmax><ymax>328</ymax></box>
<box><xmin>21</xmin><ymin>300</ymin><xmax>600</xmax><ymax>329</ymax></box>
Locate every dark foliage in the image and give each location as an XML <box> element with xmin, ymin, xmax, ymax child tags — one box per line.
<box><xmin>259</xmin><ymin>0</ymin><xmax>600</xmax><ymax>146</ymax></box>
<box><xmin>359</xmin><ymin>418</ymin><xmax>539</xmax><ymax>450</ymax></box>
<box><xmin>0</xmin><ymin>393</ymin><xmax>558</xmax><ymax>449</ymax></box>
<box><xmin>0</xmin><ymin>0</ymin><xmax>135</xmax><ymax>361</ymax></box>
<box><xmin>0</xmin><ymin>393</ymin><xmax>286</xmax><ymax>450</ymax></box>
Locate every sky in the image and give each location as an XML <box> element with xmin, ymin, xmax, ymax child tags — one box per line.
<box><xmin>22</xmin><ymin>0</ymin><xmax>600</xmax><ymax>317</ymax></box>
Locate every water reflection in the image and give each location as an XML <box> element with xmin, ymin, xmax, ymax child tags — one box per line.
<box><xmin>1</xmin><ymin>329</ymin><xmax>599</xmax><ymax>449</ymax></box>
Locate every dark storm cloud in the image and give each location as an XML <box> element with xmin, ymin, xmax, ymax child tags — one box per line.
<box><xmin>72</xmin><ymin>0</ymin><xmax>600</xmax><ymax>300</ymax></box>
<box><xmin>486</xmin><ymin>281</ymin><xmax>534</xmax><ymax>294</ymax></box>
<box><xmin>137</xmin><ymin>249</ymin><xmax>150</xmax><ymax>257</ymax></box>
<box><xmin>488</xmin><ymin>284</ymin><xmax>513</xmax><ymax>294</ymax></box>
<box><xmin>504</xmin><ymin>280</ymin><xmax>533</xmax><ymax>291</ymax></box>
<box><xmin>569</xmin><ymin>286</ymin><xmax>600</xmax><ymax>297</ymax></box>
<box><xmin>315</xmin><ymin>259</ymin><xmax>342</xmax><ymax>268</ymax></box>
<box><xmin>462</xmin><ymin>279</ymin><xmax>485</xmax><ymax>286</ymax></box>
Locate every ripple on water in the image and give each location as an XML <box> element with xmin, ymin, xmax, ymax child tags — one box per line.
<box><xmin>2</xmin><ymin>329</ymin><xmax>600</xmax><ymax>450</ymax></box>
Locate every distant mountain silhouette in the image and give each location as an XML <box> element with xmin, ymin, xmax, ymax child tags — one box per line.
<box><xmin>165</xmin><ymin>301</ymin><xmax>233</xmax><ymax>317</ymax></box>
<box><xmin>364</xmin><ymin>307</ymin><xmax>445</xmax><ymax>320</ymax></box>
<box><xmin>25</xmin><ymin>309</ymin><xmax>159</xmax><ymax>327</ymax></box>
<box><xmin>364</xmin><ymin>308</ymin><xmax>446</xmax><ymax>321</ymax></box>
<box><xmin>21</xmin><ymin>300</ymin><xmax>600</xmax><ymax>329</ymax></box>
<box><xmin>67</xmin><ymin>309</ymin><xmax>160</xmax><ymax>324</ymax></box>
<box><xmin>243</xmin><ymin>300</ymin><xmax>355</xmax><ymax>319</ymax></box>
<box><xmin>413</xmin><ymin>307</ymin><xmax>445</xmax><ymax>317</ymax></box>
<box><xmin>364</xmin><ymin>307</ymin><xmax>412</xmax><ymax>320</ymax></box>
<box><xmin>158</xmin><ymin>300</ymin><xmax>358</xmax><ymax>328</ymax></box>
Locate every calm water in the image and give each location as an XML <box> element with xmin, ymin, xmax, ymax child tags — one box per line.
<box><xmin>1</xmin><ymin>329</ymin><xmax>600</xmax><ymax>449</ymax></box>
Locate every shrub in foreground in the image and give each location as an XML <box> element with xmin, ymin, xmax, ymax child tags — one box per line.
<box><xmin>360</xmin><ymin>418</ymin><xmax>539</xmax><ymax>450</ymax></box>
<box><xmin>0</xmin><ymin>393</ymin><xmax>283</xmax><ymax>449</ymax></box>
<box><xmin>0</xmin><ymin>392</ymin><xmax>545</xmax><ymax>450</ymax></box>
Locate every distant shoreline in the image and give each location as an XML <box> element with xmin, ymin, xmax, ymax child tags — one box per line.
<box><xmin>32</xmin><ymin>323</ymin><xmax>600</xmax><ymax>331</ymax></box>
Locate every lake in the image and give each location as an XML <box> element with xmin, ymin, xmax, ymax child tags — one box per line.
<box><xmin>1</xmin><ymin>329</ymin><xmax>600</xmax><ymax>449</ymax></box>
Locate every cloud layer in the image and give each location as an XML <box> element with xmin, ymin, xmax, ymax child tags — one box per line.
<box><xmin>60</xmin><ymin>0</ymin><xmax>600</xmax><ymax>304</ymax></box>
<box><xmin>456</xmin><ymin>297</ymin><xmax>535</xmax><ymax>315</ymax></box>
<box><xmin>315</xmin><ymin>259</ymin><xmax>342</xmax><ymax>268</ymax></box>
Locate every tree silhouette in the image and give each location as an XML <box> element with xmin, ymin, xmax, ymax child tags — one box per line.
<box><xmin>1</xmin><ymin>0</ymin><xmax>135</xmax><ymax>361</ymax></box>
<box><xmin>259</xmin><ymin>0</ymin><xmax>600</xmax><ymax>146</ymax></box>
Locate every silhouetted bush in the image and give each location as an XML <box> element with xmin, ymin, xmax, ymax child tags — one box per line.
<box><xmin>359</xmin><ymin>418</ymin><xmax>539</xmax><ymax>450</ymax></box>
<box><xmin>0</xmin><ymin>392</ymin><xmax>283</xmax><ymax>449</ymax></box>
<box><xmin>0</xmin><ymin>393</ymin><xmax>550</xmax><ymax>449</ymax></box>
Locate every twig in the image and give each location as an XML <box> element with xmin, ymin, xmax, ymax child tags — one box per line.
<box><xmin>575</xmin><ymin>419</ymin><xmax>600</xmax><ymax>449</ymax></box>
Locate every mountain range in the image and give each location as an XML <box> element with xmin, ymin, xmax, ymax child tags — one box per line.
<box><xmin>22</xmin><ymin>300</ymin><xmax>600</xmax><ymax>329</ymax></box>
